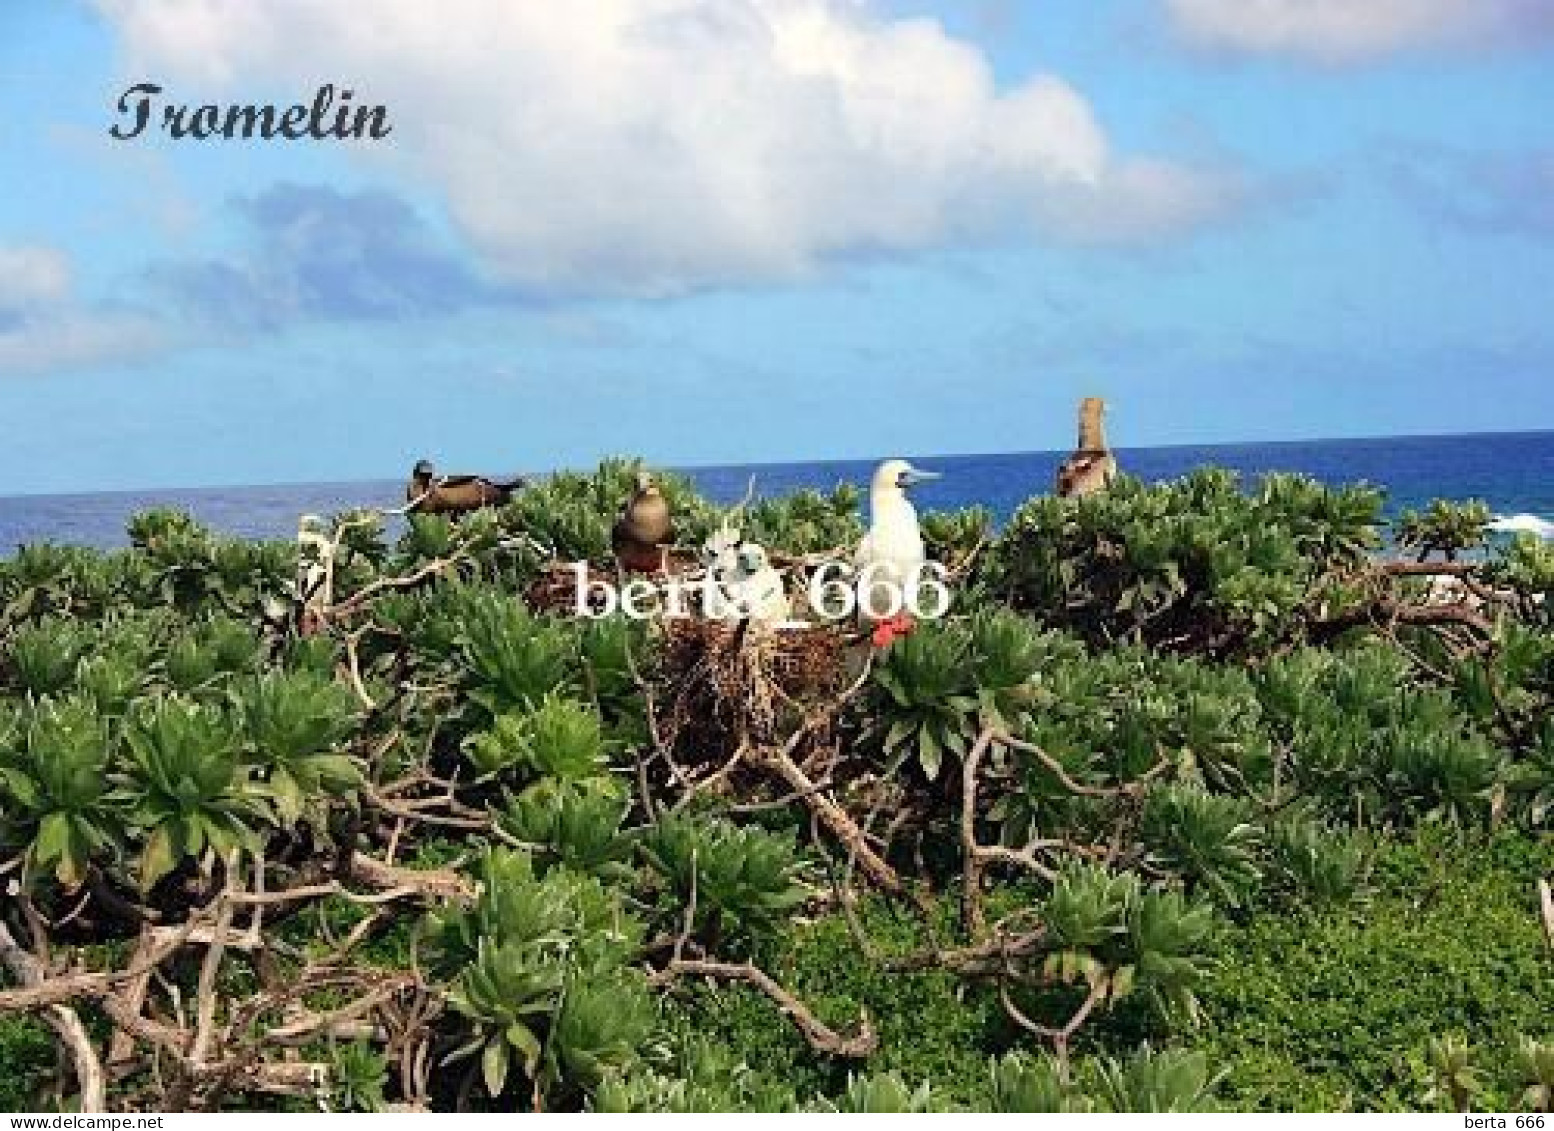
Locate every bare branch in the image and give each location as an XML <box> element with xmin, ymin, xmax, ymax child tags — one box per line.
<box><xmin>0</xmin><ymin>921</ymin><xmax>106</xmax><ymax>1112</ymax></box>
<box><xmin>651</xmin><ymin>958</ymin><xmax>875</xmax><ymax>1058</ymax></box>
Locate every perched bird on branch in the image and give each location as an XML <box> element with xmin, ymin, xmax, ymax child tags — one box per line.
<box><xmin>613</xmin><ymin>470</ymin><xmax>676</xmax><ymax>574</ymax></box>
<box><xmin>405</xmin><ymin>459</ymin><xmax>526</xmax><ymax>515</ymax></box>
<box><xmin>294</xmin><ymin>513</ymin><xmax>334</xmax><ymax>635</ymax></box>
<box><xmin>856</xmin><ymin>458</ymin><xmax>939</xmax><ymax>637</ymax></box>
<box><xmin>1055</xmin><ymin>397</ymin><xmax>1118</xmax><ymax>499</ymax></box>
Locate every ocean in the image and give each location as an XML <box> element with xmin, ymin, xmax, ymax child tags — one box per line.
<box><xmin>2</xmin><ymin>430</ymin><xmax>1550</xmax><ymax>552</ymax></box>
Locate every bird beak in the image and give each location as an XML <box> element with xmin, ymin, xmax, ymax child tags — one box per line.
<box><xmin>901</xmin><ymin>466</ymin><xmax>941</xmax><ymax>485</ymax></box>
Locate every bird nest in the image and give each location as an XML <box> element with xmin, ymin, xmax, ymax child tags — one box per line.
<box><xmin>654</xmin><ymin>618</ymin><xmax>851</xmax><ymax>768</ymax></box>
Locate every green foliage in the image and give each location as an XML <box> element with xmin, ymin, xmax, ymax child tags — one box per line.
<box><xmin>988</xmin><ymin>1051</ymin><xmax>1085</xmax><ymax>1111</ymax></box>
<box><xmin>549</xmin><ymin>971</ymin><xmax>657</xmax><ymax>1092</ymax></box>
<box><xmin>819</xmin><ymin>1072</ymin><xmax>939</xmax><ymax>1112</ymax></box>
<box><xmin>112</xmin><ymin>698</ymin><xmax>266</xmax><ymax>888</ymax></box>
<box><xmin>1261</xmin><ymin>817</ymin><xmax>1368</xmax><ymax>908</ymax></box>
<box><xmin>1489</xmin><ymin>532</ymin><xmax>1554</xmax><ymax>628</ymax></box>
<box><xmin>1424</xmin><ymin>1034</ymin><xmax>1484</xmax><ymax>1112</ymax></box>
<box><xmin>1194</xmin><ymin>832</ymin><xmax>1554</xmax><ymax>1111</ymax></box>
<box><xmin>76</xmin><ymin>652</ymin><xmax>144</xmax><ymax>716</ymax></box>
<box><xmin>1142</xmin><ymin>787</ymin><xmax>1263</xmax><ymax>908</ymax></box>
<box><xmin>497</xmin><ymin>778</ymin><xmax>636</xmax><ymax>881</ymax></box>
<box><xmin>238</xmin><ymin>669</ymin><xmax>362</xmax><ymax>825</ymax></box>
<box><xmin>640</xmin><ymin>814</ymin><xmax>809</xmax><ymax>947</ymax></box>
<box><xmin>327</xmin><ymin>1041</ymin><xmax>390</xmax><ymax>1113</ymax></box>
<box><xmin>0</xmin><ymin>1017</ymin><xmax>54</xmax><ymax>1113</ymax></box>
<box><xmin>1085</xmin><ymin>1046</ymin><xmax>1220</xmax><ymax>1112</ymax></box>
<box><xmin>502</xmin><ymin>458</ymin><xmax>720</xmax><ymax>565</ymax></box>
<box><xmin>864</xmin><ymin>609</ymin><xmax>1046</xmax><ymax>781</ymax></box>
<box><xmin>740</xmin><ymin>484</ymin><xmax>863</xmax><ymax>556</ymax></box>
<box><xmin>921</xmin><ymin>506</ymin><xmax>993</xmax><ymax>568</ymax></box>
<box><xmin>458</xmin><ymin>594</ymin><xmax>577</xmax><ymax>713</ymax></box>
<box><xmin>1256</xmin><ymin>645</ymin><xmax>1514</xmax><ymax>826</ymax></box>
<box><xmin>464</xmin><ymin>694</ymin><xmax>606</xmax><ymax>783</ymax></box>
<box><xmin>7</xmin><ymin>618</ymin><xmax>92</xmax><ymax>697</ymax></box>
<box><xmin>0</xmin><ymin>464</ymin><xmax>1546</xmax><ymax>1113</ymax></box>
<box><xmin>1513</xmin><ymin>1037</ymin><xmax>1554</xmax><ymax>1113</ymax></box>
<box><xmin>867</xmin><ymin>619</ymin><xmax>978</xmax><ymax>781</ymax></box>
<box><xmin>429</xmin><ymin>849</ymin><xmax>650</xmax><ymax>1103</ymax></box>
<box><xmin>1395</xmin><ymin>499</ymin><xmax>1491</xmax><ymax>561</ymax></box>
<box><xmin>1021</xmin><ymin>864</ymin><xmax>1214</xmax><ymax>1026</ymax></box>
<box><xmin>591</xmin><ymin>1039</ymin><xmax>788</xmax><ymax>1112</ymax></box>
<box><xmin>574</xmin><ymin>614</ymin><xmax>648</xmax><ymax>744</ymax></box>
<box><xmin>1127</xmin><ymin>887</ymin><xmax>1215</xmax><ymax>1021</ymax></box>
<box><xmin>0</xmin><ymin>697</ymin><xmax>117</xmax><ymax>887</ymax></box>
<box><xmin>990</xmin><ymin>470</ymin><xmax>1382</xmax><ymax>652</ymax></box>
<box><xmin>164</xmin><ymin>615</ymin><xmax>262</xmax><ymax>692</ymax></box>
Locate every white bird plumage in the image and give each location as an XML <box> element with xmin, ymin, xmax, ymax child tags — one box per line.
<box><xmin>293</xmin><ymin>513</ymin><xmax>336</xmax><ymax>632</ymax></box>
<box><xmin>702</xmin><ymin>525</ymin><xmax>792</xmax><ymax>623</ymax></box>
<box><xmin>295</xmin><ymin>514</ymin><xmax>334</xmax><ymax>607</ymax></box>
<box><xmin>855</xmin><ymin>458</ymin><xmax>940</xmax><ymax>620</ymax></box>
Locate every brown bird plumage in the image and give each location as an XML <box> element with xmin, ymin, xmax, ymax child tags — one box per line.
<box><xmin>406</xmin><ymin>459</ymin><xmax>526</xmax><ymax>515</ymax></box>
<box><xmin>612</xmin><ymin>471</ymin><xmax>676</xmax><ymax>573</ymax></box>
<box><xmin>1055</xmin><ymin>396</ymin><xmax>1118</xmax><ymax>499</ymax></box>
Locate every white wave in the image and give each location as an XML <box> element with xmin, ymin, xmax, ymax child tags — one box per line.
<box><xmin>1487</xmin><ymin>513</ymin><xmax>1554</xmax><ymax>539</ymax></box>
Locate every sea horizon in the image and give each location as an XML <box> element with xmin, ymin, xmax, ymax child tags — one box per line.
<box><xmin>3</xmin><ymin>425</ymin><xmax>1551</xmax><ymax>502</ymax></box>
<box><xmin>3</xmin><ymin>428</ymin><xmax>1551</xmax><ymax>553</ymax></box>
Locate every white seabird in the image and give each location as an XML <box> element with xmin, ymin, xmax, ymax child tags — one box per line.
<box><xmin>725</xmin><ymin>542</ymin><xmax>794</xmax><ymax>623</ymax></box>
<box><xmin>294</xmin><ymin>514</ymin><xmax>335</xmax><ymax>631</ymax></box>
<box><xmin>855</xmin><ymin>458</ymin><xmax>940</xmax><ymax>621</ymax></box>
<box><xmin>702</xmin><ymin>526</ymin><xmax>793</xmax><ymax>623</ymax></box>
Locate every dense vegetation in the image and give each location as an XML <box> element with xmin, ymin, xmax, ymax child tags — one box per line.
<box><xmin>0</xmin><ymin>459</ymin><xmax>1549</xmax><ymax>1112</ymax></box>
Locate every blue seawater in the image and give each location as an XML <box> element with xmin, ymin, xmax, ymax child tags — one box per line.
<box><xmin>1</xmin><ymin>431</ymin><xmax>1549</xmax><ymax>552</ymax></box>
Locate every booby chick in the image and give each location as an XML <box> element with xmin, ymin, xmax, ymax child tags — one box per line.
<box><xmin>613</xmin><ymin>471</ymin><xmax>676</xmax><ymax>574</ymax></box>
<box><xmin>294</xmin><ymin>513</ymin><xmax>335</xmax><ymax>635</ymax></box>
<box><xmin>704</xmin><ymin>530</ymin><xmax>792</xmax><ymax>623</ymax></box>
<box><xmin>1055</xmin><ymin>397</ymin><xmax>1118</xmax><ymax>499</ymax></box>
<box><xmin>855</xmin><ymin>458</ymin><xmax>940</xmax><ymax>636</ymax></box>
<box><xmin>406</xmin><ymin>459</ymin><xmax>526</xmax><ymax>515</ymax></box>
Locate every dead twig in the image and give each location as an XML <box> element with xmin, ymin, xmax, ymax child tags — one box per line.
<box><xmin>650</xmin><ymin>958</ymin><xmax>876</xmax><ymax>1058</ymax></box>
<box><xmin>0</xmin><ymin>921</ymin><xmax>106</xmax><ymax>1112</ymax></box>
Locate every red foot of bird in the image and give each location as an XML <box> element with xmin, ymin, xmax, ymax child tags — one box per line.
<box><xmin>870</xmin><ymin>612</ymin><xmax>917</xmax><ymax>648</ymax></box>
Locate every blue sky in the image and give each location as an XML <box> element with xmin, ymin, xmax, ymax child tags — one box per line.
<box><xmin>0</xmin><ymin>0</ymin><xmax>1550</xmax><ymax>494</ymax></box>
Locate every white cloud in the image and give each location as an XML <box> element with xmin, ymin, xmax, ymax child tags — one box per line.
<box><xmin>0</xmin><ymin>246</ymin><xmax>72</xmax><ymax>310</ymax></box>
<box><xmin>1165</xmin><ymin>0</ymin><xmax>1554</xmax><ymax>63</ymax></box>
<box><xmin>0</xmin><ymin>244</ymin><xmax>163</xmax><ymax>376</ymax></box>
<box><xmin>0</xmin><ymin>312</ymin><xmax>164</xmax><ymax>376</ymax></box>
<box><xmin>95</xmin><ymin>0</ymin><xmax>1247</xmax><ymax>296</ymax></box>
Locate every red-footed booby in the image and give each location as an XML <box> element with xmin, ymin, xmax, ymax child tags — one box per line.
<box><xmin>855</xmin><ymin>458</ymin><xmax>940</xmax><ymax>625</ymax></box>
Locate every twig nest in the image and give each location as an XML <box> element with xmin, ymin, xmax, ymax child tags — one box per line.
<box><xmin>656</xmin><ymin>618</ymin><xmax>849</xmax><ymax>766</ymax></box>
<box><xmin>662</xmin><ymin>618</ymin><xmax>847</xmax><ymax>699</ymax></box>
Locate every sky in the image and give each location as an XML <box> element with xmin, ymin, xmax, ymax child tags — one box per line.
<box><xmin>0</xmin><ymin>0</ymin><xmax>1551</xmax><ymax>495</ymax></box>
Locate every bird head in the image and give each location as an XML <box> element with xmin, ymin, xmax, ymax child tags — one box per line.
<box><xmin>702</xmin><ymin>525</ymin><xmax>740</xmax><ymax>573</ymax></box>
<box><xmin>1078</xmin><ymin>398</ymin><xmax>1110</xmax><ymax>451</ymax></box>
<box><xmin>736</xmin><ymin>542</ymin><xmax>769</xmax><ymax>575</ymax></box>
<box><xmin>871</xmin><ymin>458</ymin><xmax>941</xmax><ymax>496</ymax></box>
<box><xmin>412</xmin><ymin>459</ymin><xmax>435</xmax><ymax>480</ymax></box>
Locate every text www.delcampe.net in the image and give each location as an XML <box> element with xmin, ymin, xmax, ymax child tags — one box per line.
<box><xmin>8</xmin><ymin>1119</ymin><xmax>165</xmax><ymax>1129</ymax></box>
